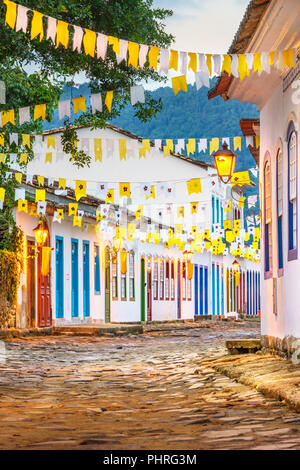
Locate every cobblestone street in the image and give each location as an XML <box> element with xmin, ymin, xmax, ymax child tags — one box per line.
<box><xmin>1</xmin><ymin>321</ymin><xmax>300</xmax><ymax>450</ymax></box>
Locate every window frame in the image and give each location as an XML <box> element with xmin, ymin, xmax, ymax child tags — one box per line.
<box><xmin>120</xmin><ymin>250</ymin><xmax>127</xmax><ymax>301</ymax></box>
<box><xmin>182</xmin><ymin>261</ymin><xmax>187</xmax><ymax>301</ymax></box>
<box><xmin>159</xmin><ymin>259</ymin><xmax>165</xmax><ymax>300</ymax></box>
<box><xmin>171</xmin><ymin>260</ymin><xmax>175</xmax><ymax>300</ymax></box>
<box><xmin>287</xmin><ymin>121</ymin><xmax>298</xmax><ymax>261</ymax></box>
<box><xmin>94</xmin><ymin>243</ymin><xmax>101</xmax><ymax>295</ymax></box>
<box><xmin>276</xmin><ymin>147</ymin><xmax>284</xmax><ymax>276</ymax></box>
<box><xmin>112</xmin><ymin>253</ymin><xmax>118</xmax><ymax>300</ymax></box>
<box><xmin>264</xmin><ymin>153</ymin><xmax>273</xmax><ymax>279</ymax></box>
<box><xmin>153</xmin><ymin>258</ymin><xmax>159</xmax><ymax>300</ymax></box>
<box><xmin>129</xmin><ymin>251</ymin><xmax>135</xmax><ymax>301</ymax></box>
<box><xmin>165</xmin><ymin>260</ymin><xmax>170</xmax><ymax>300</ymax></box>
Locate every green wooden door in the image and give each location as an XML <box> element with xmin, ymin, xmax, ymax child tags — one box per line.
<box><xmin>105</xmin><ymin>246</ymin><xmax>111</xmax><ymax>323</ymax></box>
<box><xmin>140</xmin><ymin>258</ymin><xmax>145</xmax><ymax>321</ymax></box>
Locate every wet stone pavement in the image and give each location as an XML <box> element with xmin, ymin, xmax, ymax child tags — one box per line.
<box><xmin>1</xmin><ymin>321</ymin><xmax>300</xmax><ymax>450</ymax></box>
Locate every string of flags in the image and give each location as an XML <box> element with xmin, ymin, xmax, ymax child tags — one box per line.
<box><xmin>2</xmin><ymin>0</ymin><xmax>297</xmax><ymax>87</ymax></box>
<box><xmin>0</xmin><ymin>132</ymin><xmax>260</xmax><ymax>164</ymax></box>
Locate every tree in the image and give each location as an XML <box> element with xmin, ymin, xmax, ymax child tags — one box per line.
<box><xmin>0</xmin><ymin>0</ymin><xmax>174</xmax><ymax>249</ymax></box>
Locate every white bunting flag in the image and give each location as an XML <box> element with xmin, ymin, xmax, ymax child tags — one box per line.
<box><xmin>130</xmin><ymin>85</ymin><xmax>145</xmax><ymax>105</ymax></box>
<box><xmin>58</xmin><ymin>99</ymin><xmax>71</xmax><ymax>120</ymax></box>
<box><xmin>90</xmin><ymin>93</ymin><xmax>102</xmax><ymax>113</ymax></box>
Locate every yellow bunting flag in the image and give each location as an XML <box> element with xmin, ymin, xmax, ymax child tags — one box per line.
<box><xmin>239</xmin><ymin>196</ymin><xmax>246</xmax><ymax>208</ymax></box>
<box><xmin>34</xmin><ymin>104</ymin><xmax>46</xmax><ymax>121</ymax></box>
<box><xmin>175</xmin><ymin>224</ymin><xmax>183</xmax><ymax>234</ymax></box>
<box><xmin>57</xmin><ymin>208</ymin><xmax>64</xmax><ymax>220</ymax></box>
<box><xmin>56</xmin><ymin>20</ymin><xmax>69</xmax><ymax>49</ymax></box>
<box><xmin>177</xmin><ymin>207</ymin><xmax>184</xmax><ymax>218</ymax></box>
<box><xmin>222</xmin><ymin>54</ymin><xmax>232</xmax><ymax>75</ymax></box>
<box><xmin>119</xmin><ymin>139</ymin><xmax>127</xmax><ymax>161</ymax></box>
<box><xmin>83</xmin><ymin>29</ymin><xmax>96</xmax><ymax>57</ymax></box>
<box><xmin>209</xmin><ymin>137</ymin><xmax>219</xmax><ymax>155</ymax></box>
<box><xmin>73</xmin><ymin>97</ymin><xmax>86</xmax><ymax>114</ymax></box>
<box><xmin>31</xmin><ymin>11</ymin><xmax>44</xmax><ymax>41</ymax></box>
<box><xmin>94</xmin><ymin>138</ymin><xmax>102</xmax><ymax>162</ymax></box>
<box><xmin>231</xmin><ymin>171</ymin><xmax>250</xmax><ymax>186</ymax></box>
<box><xmin>46</xmin><ymin>136</ymin><xmax>55</xmax><ymax>149</ymax></box>
<box><xmin>107</xmin><ymin>36</ymin><xmax>120</xmax><ymax>54</ymax></box>
<box><xmin>136</xmin><ymin>204</ymin><xmax>143</xmax><ymax>220</ymax></box>
<box><xmin>253</xmin><ymin>53</ymin><xmax>261</xmax><ymax>72</ymax></box>
<box><xmin>120</xmin><ymin>250</ymin><xmax>127</xmax><ymax>274</ymax></box>
<box><xmin>41</xmin><ymin>247</ymin><xmax>53</xmax><ymax>276</ymax></box>
<box><xmin>150</xmin><ymin>185</ymin><xmax>156</xmax><ymax>199</ymax></box>
<box><xmin>172</xmin><ymin>75</ymin><xmax>187</xmax><ymax>96</ymax></box>
<box><xmin>30</xmin><ymin>204</ymin><xmax>38</xmax><ymax>218</ymax></box>
<box><xmin>269</xmin><ymin>51</ymin><xmax>275</xmax><ymax>66</ymax></box>
<box><xmin>148</xmin><ymin>46</ymin><xmax>160</xmax><ymax>69</ymax></box>
<box><xmin>206</xmin><ymin>54</ymin><xmax>212</xmax><ymax>76</ymax></box>
<box><xmin>187</xmin><ymin>262</ymin><xmax>194</xmax><ymax>280</ymax></box>
<box><xmin>128</xmin><ymin>42</ymin><xmax>139</xmax><ymax>69</ymax></box>
<box><xmin>0</xmin><ymin>188</ymin><xmax>5</xmax><ymax>202</ymax></box>
<box><xmin>119</xmin><ymin>182</ymin><xmax>131</xmax><ymax>198</ymax></box>
<box><xmin>188</xmin><ymin>52</ymin><xmax>197</xmax><ymax>73</ymax></box>
<box><xmin>234</xmin><ymin>219</ymin><xmax>241</xmax><ymax>230</ymax></box>
<box><xmin>1</xmin><ymin>109</ymin><xmax>15</xmax><ymax>126</ymax></box>
<box><xmin>225</xmin><ymin>230</ymin><xmax>234</xmax><ymax>243</ymax></box>
<box><xmin>190</xmin><ymin>202</ymin><xmax>198</xmax><ymax>214</ymax></box>
<box><xmin>73</xmin><ymin>215</ymin><xmax>82</xmax><ymax>228</ymax></box>
<box><xmin>0</xmin><ymin>134</ymin><xmax>4</xmax><ymax>147</ymax></box>
<box><xmin>223</xmin><ymin>219</ymin><xmax>231</xmax><ymax>230</ymax></box>
<box><xmin>4</xmin><ymin>0</ymin><xmax>17</xmax><ymax>29</ymax></box>
<box><xmin>35</xmin><ymin>189</ymin><xmax>45</xmax><ymax>202</ymax></box>
<box><xmin>142</xmin><ymin>139</ymin><xmax>151</xmax><ymax>153</ymax></box>
<box><xmin>282</xmin><ymin>49</ymin><xmax>294</xmax><ymax>68</ymax></box>
<box><xmin>186</xmin><ymin>178</ymin><xmax>202</xmax><ymax>195</ymax></box>
<box><xmin>45</xmin><ymin>152</ymin><xmax>52</xmax><ymax>164</ymax></box>
<box><xmin>19</xmin><ymin>153</ymin><xmax>28</xmax><ymax>164</ymax></box>
<box><xmin>75</xmin><ymin>180</ymin><xmax>87</xmax><ymax>201</ymax></box>
<box><xmin>14</xmin><ymin>172</ymin><xmax>22</xmax><ymax>183</ymax></box>
<box><xmin>169</xmin><ymin>50</ymin><xmax>178</xmax><ymax>71</ymax></box>
<box><xmin>238</xmin><ymin>54</ymin><xmax>248</xmax><ymax>81</ymax></box>
<box><xmin>0</xmin><ymin>154</ymin><xmax>4</xmax><ymax>163</ymax></box>
<box><xmin>128</xmin><ymin>223</ymin><xmax>136</xmax><ymax>241</ymax></box>
<box><xmin>233</xmin><ymin>136</ymin><xmax>242</xmax><ymax>151</ymax></box>
<box><xmin>37</xmin><ymin>175</ymin><xmax>44</xmax><ymax>186</ymax></box>
<box><xmin>58</xmin><ymin>178</ymin><xmax>66</xmax><ymax>189</ymax></box>
<box><xmin>105</xmin><ymin>91</ymin><xmax>113</xmax><ymax>113</ymax></box>
<box><xmin>18</xmin><ymin>199</ymin><xmax>28</xmax><ymax>213</ymax></box>
<box><xmin>224</xmin><ymin>200</ymin><xmax>231</xmax><ymax>212</ymax></box>
<box><xmin>68</xmin><ymin>203</ymin><xmax>78</xmax><ymax>216</ymax></box>
<box><xmin>255</xmin><ymin>135</ymin><xmax>260</xmax><ymax>148</ymax></box>
<box><xmin>22</xmin><ymin>134</ymin><xmax>31</xmax><ymax>148</ymax></box>
<box><xmin>186</xmin><ymin>138</ymin><xmax>196</xmax><ymax>156</ymax></box>
<box><xmin>106</xmin><ymin>189</ymin><xmax>114</xmax><ymax>204</ymax></box>
<box><xmin>139</xmin><ymin>147</ymin><xmax>146</xmax><ymax>159</ymax></box>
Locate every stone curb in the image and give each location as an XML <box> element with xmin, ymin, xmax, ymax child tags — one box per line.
<box><xmin>201</xmin><ymin>353</ymin><xmax>300</xmax><ymax>413</ymax></box>
<box><xmin>0</xmin><ymin>327</ymin><xmax>53</xmax><ymax>339</ymax></box>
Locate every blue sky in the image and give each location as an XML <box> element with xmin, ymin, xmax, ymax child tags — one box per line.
<box><xmin>153</xmin><ymin>0</ymin><xmax>249</xmax><ymax>53</ymax></box>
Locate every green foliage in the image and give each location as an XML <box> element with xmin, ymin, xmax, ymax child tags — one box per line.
<box><xmin>0</xmin><ymin>244</ymin><xmax>23</xmax><ymax>328</ymax></box>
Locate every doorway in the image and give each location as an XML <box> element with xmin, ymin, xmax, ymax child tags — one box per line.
<box><xmin>140</xmin><ymin>258</ymin><xmax>145</xmax><ymax>321</ymax></box>
<box><xmin>105</xmin><ymin>246</ymin><xmax>111</xmax><ymax>322</ymax></box>
<box><xmin>177</xmin><ymin>260</ymin><xmax>181</xmax><ymax>319</ymax></box>
<box><xmin>83</xmin><ymin>241</ymin><xmax>90</xmax><ymax>317</ymax></box>
<box><xmin>37</xmin><ymin>227</ymin><xmax>51</xmax><ymax>327</ymax></box>
<box><xmin>27</xmin><ymin>240</ymin><xmax>36</xmax><ymax>328</ymax></box>
<box><xmin>146</xmin><ymin>258</ymin><xmax>152</xmax><ymax>321</ymax></box>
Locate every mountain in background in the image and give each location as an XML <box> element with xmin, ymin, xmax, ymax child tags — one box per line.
<box><xmin>44</xmin><ymin>78</ymin><xmax>259</xmax><ymax>172</ymax></box>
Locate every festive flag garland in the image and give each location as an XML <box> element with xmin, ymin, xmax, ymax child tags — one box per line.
<box><xmin>2</xmin><ymin>0</ymin><xmax>297</xmax><ymax>85</ymax></box>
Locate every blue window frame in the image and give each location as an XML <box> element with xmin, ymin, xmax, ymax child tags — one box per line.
<box><xmin>83</xmin><ymin>241</ymin><xmax>90</xmax><ymax>317</ymax></box>
<box><xmin>212</xmin><ymin>195</ymin><xmax>215</xmax><ymax>231</ymax></box>
<box><xmin>204</xmin><ymin>267</ymin><xmax>208</xmax><ymax>315</ymax></box>
<box><xmin>287</xmin><ymin>122</ymin><xmax>298</xmax><ymax>261</ymax></box>
<box><xmin>55</xmin><ymin>236</ymin><xmax>64</xmax><ymax>318</ymax></box>
<box><xmin>212</xmin><ymin>263</ymin><xmax>215</xmax><ymax>315</ymax></box>
<box><xmin>94</xmin><ymin>244</ymin><xmax>101</xmax><ymax>294</ymax></box>
<box><xmin>71</xmin><ymin>238</ymin><xmax>79</xmax><ymax>317</ymax></box>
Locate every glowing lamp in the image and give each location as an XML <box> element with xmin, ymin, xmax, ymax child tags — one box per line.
<box><xmin>113</xmin><ymin>237</ymin><xmax>125</xmax><ymax>252</ymax></box>
<box><xmin>33</xmin><ymin>219</ymin><xmax>48</xmax><ymax>246</ymax></box>
<box><xmin>232</xmin><ymin>259</ymin><xmax>240</xmax><ymax>273</ymax></box>
<box><xmin>183</xmin><ymin>250</ymin><xmax>193</xmax><ymax>262</ymax></box>
<box><xmin>213</xmin><ymin>142</ymin><xmax>237</xmax><ymax>184</ymax></box>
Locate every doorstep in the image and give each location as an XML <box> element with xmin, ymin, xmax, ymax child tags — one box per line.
<box><xmin>53</xmin><ymin>323</ymin><xmax>143</xmax><ymax>337</ymax></box>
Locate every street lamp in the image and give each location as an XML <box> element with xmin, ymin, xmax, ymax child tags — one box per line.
<box><xmin>113</xmin><ymin>237</ymin><xmax>125</xmax><ymax>252</ymax></box>
<box><xmin>232</xmin><ymin>259</ymin><xmax>240</xmax><ymax>273</ymax></box>
<box><xmin>213</xmin><ymin>142</ymin><xmax>237</xmax><ymax>184</ymax></box>
<box><xmin>183</xmin><ymin>249</ymin><xmax>193</xmax><ymax>262</ymax></box>
<box><xmin>33</xmin><ymin>218</ymin><xmax>48</xmax><ymax>247</ymax></box>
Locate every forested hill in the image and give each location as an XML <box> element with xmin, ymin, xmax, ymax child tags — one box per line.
<box><xmin>44</xmin><ymin>78</ymin><xmax>259</xmax><ymax>172</ymax></box>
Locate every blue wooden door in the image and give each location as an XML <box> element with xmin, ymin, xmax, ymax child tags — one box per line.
<box><xmin>194</xmin><ymin>265</ymin><xmax>199</xmax><ymax>315</ymax></box>
<box><xmin>83</xmin><ymin>241</ymin><xmax>90</xmax><ymax>317</ymax></box>
<box><xmin>71</xmin><ymin>239</ymin><xmax>79</xmax><ymax>317</ymax></box>
<box><xmin>55</xmin><ymin>236</ymin><xmax>64</xmax><ymax>318</ymax></box>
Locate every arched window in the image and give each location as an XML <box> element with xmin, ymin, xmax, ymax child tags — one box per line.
<box><xmin>153</xmin><ymin>259</ymin><xmax>158</xmax><ymax>300</ymax></box>
<box><xmin>276</xmin><ymin>148</ymin><xmax>283</xmax><ymax>273</ymax></box>
<box><xmin>112</xmin><ymin>254</ymin><xmax>118</xmax><ymax>300</ymax></box>
<box><xmin>182</xmin><ymin>261</ymin><xmax>187</xmax><ymax>300</ymax></box>
<box><xmin>171</xmin><ymin>261</ymin><xmax>175</xmax><ymax>300</ymax></box>
<box><xmin>129</xmin><ymin>251</ymin><xmax>135</xmax><ymax>300</ymax></box>
<box><xmin>287</xmin><ymin>122</ymin><xmax>298</xmax><ymax>260</ymax></box>
<box><xmin>159</xmin><ymin>259</ymin><xmax>164</xmax><ymax>300</ymax></box>
<box><xmin>165</xmin><ymin>260</ymin><xmax>170</xmax><ymax>300</ymax></box>
<box><xmin>264</xmin><ymin>156</ymin><xmax>272</xmax><ymax>277</ymax></box>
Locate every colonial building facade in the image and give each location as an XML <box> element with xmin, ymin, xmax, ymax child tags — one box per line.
<box><xmin>209</xmin><ymin>0</ymin><xmax>300</xmax><ymax>349</ymax></box>
<box><xmin>14</xmin><ymin>124</ymin><xmax>260</xmax><ymax>327</ymax></box>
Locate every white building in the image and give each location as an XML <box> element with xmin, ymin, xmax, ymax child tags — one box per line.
<box><xmin>209</xmin><ymin>0</ymin><xmax>300</xmax><ymax>351</ymax></box>
<box><xmin>13</xmin><ymin>124</ymin><xmax>259</xmax><ymax>327</ymax></box>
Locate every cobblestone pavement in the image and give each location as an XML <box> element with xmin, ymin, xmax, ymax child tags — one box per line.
<box><xmin>1</xmin><ymin>321</ymin><xmax>300</xmax><ymax>450</ymax></box>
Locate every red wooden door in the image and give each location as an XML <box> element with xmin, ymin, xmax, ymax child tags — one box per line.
<box><xmin>177</xmin><ymin>261</ymin><xmax>181</xmax><ymax>319</ymax></box>
<box><xmin>37</xmin><ymin>232</ymin><xmax>52</xmax><ymax>327</ymax></box>
<box><xmin>27</xmin><ymin>241</ymin><xmax>36</xmax><ymax>328</ymax></box>
<box><xmin>147</xmin><ymin>268</ymin><xmax>152</xmax><ymax>321</ymax></box>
